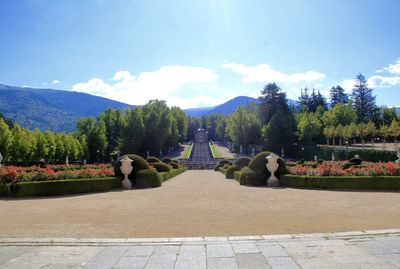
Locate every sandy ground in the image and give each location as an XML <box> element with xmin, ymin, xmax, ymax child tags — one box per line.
<box><xmin>1</xmin><ymin>170</ymin><xmax>400</xmax><ymax>238</ymax></box>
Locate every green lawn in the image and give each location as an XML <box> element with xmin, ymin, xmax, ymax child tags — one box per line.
<box><xmin>182</xmin><ymin>144</ymin><xmax>193</xmax><ymax>158</ymax></box>
<box><xmin>210</xmin><ymin>144</ymin><xmax>221</xmax><ymax>158</ymax></box>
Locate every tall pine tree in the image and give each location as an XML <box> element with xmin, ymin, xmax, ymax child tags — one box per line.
<box><xmin>351</xmin><ymin>73</ymin><xmax>377</xmax><ymax>123</ymax></box>
<box><xmin>259</xmin><ymin>83</ymin><xmax>296</xmax><ymax>146</ymax></box>
<box><xmin>330</xmin><ymin>85</ymin><xmax>349</xmax><ymax>107</ymax></box>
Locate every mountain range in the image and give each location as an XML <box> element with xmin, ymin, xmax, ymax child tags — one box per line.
<box><xmin>183</xmin><ymin>96</ymin><xmax>260</xmax><ymax>117</ymax></box>
<box><xmin>0</xmin><ymin>84</ymin><xmax>133</xmax><ymax>132</ymax></box>
<box><xmin>0</xmin><ymin>84</ymin><xmax>260</xmax><ymax>132</ymax></box>
<box><xmin>2</xmin><ymin>84</ymin><xmax>396</xmax><ymax>133</ymax></box>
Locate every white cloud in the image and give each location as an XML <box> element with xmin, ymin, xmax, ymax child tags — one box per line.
<box><xmin>51</xmin><ymin>80</ymin><xmax>61</xmax><ymax>85</ymax></box>
<box><xmin>382</xmin><ymin>58</ymin><xmax>400</xmax><ymax>75</ymax></box>
<box><xmin>368</xmin><ymin>58</ymin><xmax>400</xmax><ymax>88</ymax></box>
<box><xmin>341</xmin><ymin>79</ymin><xmax>356</xmax><ymax>92</ymax></box>
<box><xmin>368</xmin><ymin>75</ymin><xmax>400</xmax><ymax>88</ymax></box>
<box><xmin>72</xmin><ymin>65</ymin><xmax>218</xmax><ymax>107</ymax></box>
<box><xmin>341</xmin><ymin>75</ymin><xmax>400</xmax><ymax>91</ymax></box>
<box><xmin>221</xmin><ymin>63</ymin><xmax>326</xmax><ymax>83</ymax></box>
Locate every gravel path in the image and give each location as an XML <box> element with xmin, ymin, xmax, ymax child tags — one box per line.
<box><xmin>1</xmin><ymin>170</ymin><xmax>400</xmax><ymax>238</ymax></box>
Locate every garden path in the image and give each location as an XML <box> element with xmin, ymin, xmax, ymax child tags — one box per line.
<box><xmin>0</xmin><ymin>170</ymin><xmax>400</xmax><ymax>238</ymax></box>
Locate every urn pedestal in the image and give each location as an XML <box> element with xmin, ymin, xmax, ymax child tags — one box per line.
<box><xmin>120</xmin><ymin>156</ymin><xmax>133</xmax><ymax>190</ymax></box>
<box><xmin>266</xmin><ymin>154</ymin><xmax>280</xmax><ymax>187</ymax></box>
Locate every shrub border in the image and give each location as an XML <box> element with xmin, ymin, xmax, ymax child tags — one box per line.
<box><xmin>158</xmin><ymin>167</ymin><xmax>187</xmax><ymax>183</ymax></box>
<box><xmin>281</xmin><ymin>174</ymin><xmax>400</xmax><ymax>190</ymax></box>
<box><xmin>0</xmin><ymin>177</ymin><xmax>121</xmax><ymax>197</ymax></box>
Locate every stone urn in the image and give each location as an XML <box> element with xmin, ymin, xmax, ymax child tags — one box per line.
<box><xmin>120</xmin><ymin>156</ymin><xmax>133</xmax><ymax>190</ymax></box>
<box><xmin>266</xmin><ymin>154</ymin><xmax>280</xmax><ymax>187</ymax></box>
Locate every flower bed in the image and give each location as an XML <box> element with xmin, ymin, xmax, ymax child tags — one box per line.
<box><xmin>283</xmin><ymin>161</ymin><xmax>400</xmax><ymax>190</ymax></box>
<box><xmin>0</xmin><ymin>164</ymin><xmax>114</xmax><ymax>183</ymax></box>
<box><xmin>287</xmin><ymin>161</ymin><xmax>400</xmax><ymax>177</ymax></box>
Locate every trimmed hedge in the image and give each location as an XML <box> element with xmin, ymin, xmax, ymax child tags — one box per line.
<box><xmin>234</xmin><ymin>156</ymin><xmax>252</xmax><ymax>168</ymax></box>
<box><xmin>136</xmin><ymin>167</ymin><xmax>187</xmax><ymax>188</ymax></box>
<box><xmin>162</xmin><ymin>158</ymin><xmax>172</xmax><ymax>164</ymax></box>
<box><xmin>147</xmin><ymin>156</ymin><xmax>161</xmax><ymax>163</ymax></box>
<box><xmin>170</xmin><ymin>162</ymin><xmax>180</xmax><ymax>169</ymax></box>
<box><xmin>214</xmin><ymin>159</ymin><xmax>231</xmax><ymax>171</ymax></box>
<box><xmin>219</xmin><ymin>167</ymin><xmax>227</xmax><ymax>175</ymax></box>
<box><xmin>0</xmin><ymin>177</ymin><xmax>120</xmax><ymax>197</ymax></box>
<box><xmin>150</xmin><ymin>162</ymin><xmax>171</xmax><ymax>172</ymax></box>
<box><xmin>281</xmin><ymin>174</ymin><xmax>400</xmax><ymax>190</ymax></box>
<box><xmin>237</xmin><ymin>167</ymin><xmax>265</xmax><ymax>186</ymax></box>
<box><xmin>159</xmin><ymin>167</ymin><xmax>187</xmax><ymax>182</ymax></box>
<box><xmin>233</xmin><ymin>171</ymin><xmax>242</xmax><ymax>181</ymax></box>
<box><xmin>136</xmin><ymin>169</ymin><xmax>161</xmax><ymax>188</ymax></box>
<box><xmin>225</xmin><ymin>165</ymin><xmax>241</xmax><ymax>179</ymax></box>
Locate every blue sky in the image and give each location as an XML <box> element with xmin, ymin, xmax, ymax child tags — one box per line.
<box><xmin>1</xmin><ymin>0</ymin><xmax>399</xmax><ymax>108</ymax></box>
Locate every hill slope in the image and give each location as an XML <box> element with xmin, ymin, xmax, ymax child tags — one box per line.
<box><xmin>0</xmin><ymin>84</ymin><xmax>133</xmax><ymax>132</ymax></box>
<box><xmin>184</xmin><ymin>96</ymin><xmax>259</xmax><ymax>117</ymax></box>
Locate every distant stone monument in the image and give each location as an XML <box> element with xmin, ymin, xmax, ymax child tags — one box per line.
<box><xmin>194</xmin><ymin>128</ymin><xmax>208</xmax><ymax>143</ymax></box>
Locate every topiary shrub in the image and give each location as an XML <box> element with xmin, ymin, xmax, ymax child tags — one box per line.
<box><xmin>223</xmin><ymin>163</ymin><xmax>232</xmax><ymax>169</ymax></box>
<box><xmin>214</xmin><ymin>163</ymin><xmax>226</xmax><ymax>171</ymax></box>
<box><xmin>150</xmin><ymin>162</ymin><xmax>171</xmax><ymax>172</ymax></box>
<box><xmin>234</xmin><ymin>156</ymin><xmax>252</xmax><ymax>168</ymax></box>
<box><xmin>342</xmin><ymin>163</ymin><xmax>353</xmax><ymax>169</ymax></box>
<box><xmin>170</xmin><ymin>162</ymin><xmax>180</xmax><ymax>169</ymax></box>
<box><xmin>135</xmin><ymin>169</ymin><xmax>161</xmax><ymax>188</ymax></box>
<box><xmin>238</xmin><ymin>167</ymin><xmax>265</xmax><ymax>186</ymax></box>
<box><xmin>226</xmin><ymin>165</ymin><xmax>241</xmax><ymax>179</ymax></box>
<box><xmin>147</xmin><ymin>156</ymin><xmax>161</xmax><ymax>163</ymax></box>
<box><xmin>162</xmin><ymin>158</ymin><xmax>172</xmax><ymax>164</ymax></box>
<box><xmin>114</xmin><ymin>154</ymin><xmax>151</xmax><ymax>183</ymax></box>
<box><xmin>218</xmin><ymin>160</ymin><xmax>230</xmax><ymax>165</ymax></box>
<box><xmin>248</xmin><ymin>151</ymin><xmax>286</xmax><ymax>179</ymax></box>
<box><xmin>349</xmin><ymin>157</ymin><xmax>362</xmax><ymax>165</ymax></box>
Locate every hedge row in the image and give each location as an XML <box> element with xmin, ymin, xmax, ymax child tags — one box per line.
<box><xmin>159</xmin><ymin>167</ymin><xmax>187</xmax><ymax>182</ymax></box>
<box><xmin>0</xmin><ymin>177</ymin><xmax>120</xmax><ymax>197</ymax></box>
<box><xmin>135</xmin><ymin>167</ymin><xmax>187</xmax><ymax>188</ymax></box>
<box><xmin>281</xmin><ymin>174</ymin><xmax>400</xmax><ymax>190</ymax></box>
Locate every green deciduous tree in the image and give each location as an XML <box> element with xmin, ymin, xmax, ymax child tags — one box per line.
<box><xmin>297</xmin><ymin>112</ymin><xmax>322</xmax><ymax>142</ymax></box>
<box><xmin>121</xmin><ymin>107</ymin><xmax>145</xmax><ymax>154</ymax></box>
<box><xmin>0</xmin><ymin>118</ymin><xmax>13</xmax><ymax>161</ymax></box>
<box><xmin>226</xmin><ymin>106</ymin><xmax>261</xmax><ymax>153</ymax></box>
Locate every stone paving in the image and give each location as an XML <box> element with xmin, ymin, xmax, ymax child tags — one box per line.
<box><xmin>1</xmin><ymin>230</ymin><xmax>399</xmax><ymax>268</ymax></box>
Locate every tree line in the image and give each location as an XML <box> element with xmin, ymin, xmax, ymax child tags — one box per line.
<box><xmin>1</xmin><ymin>73</ymin><xmax>399</xmax><ymax>164</ymax></box>
<box><xmin>198</xmin><ymin>73</ymin><xmax>400</xmax><ymax>154</ymax></box>
<box><xmin>0</xmin><ymin>100</ymin><xmax>188</xmax><ymax>164</ymax></box>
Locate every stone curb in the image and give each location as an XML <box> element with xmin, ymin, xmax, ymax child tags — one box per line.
<box><xmin>0</xmin><ymin>229</ymin><xmax>399</xmax><ymax>246</ymax></box>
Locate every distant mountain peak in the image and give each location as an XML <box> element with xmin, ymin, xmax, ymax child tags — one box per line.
<box><xmin>0</xmin><ymin>84</ymin><xmax>133</xmax><ymax>132</ymax></box>
<box><xmin>184</xmin><ymin>96</ymin><xmax>259</xmax><ymax>117</ymax></box>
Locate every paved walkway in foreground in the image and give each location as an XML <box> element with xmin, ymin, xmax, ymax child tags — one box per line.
<box><xmin>1</xmin><ymin>230</ymin><xmax>399</xmax><ymax>269</ymax></box>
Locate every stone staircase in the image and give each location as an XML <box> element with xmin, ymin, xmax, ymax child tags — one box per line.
<box><xmin>180</xmin><ymin>142</ymin><xmax>221</xmax><ymax>169</ymax></box>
